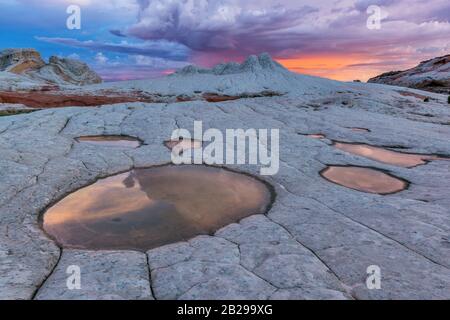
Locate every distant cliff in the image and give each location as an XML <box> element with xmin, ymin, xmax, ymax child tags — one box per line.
<box><xmin>368</xmin><ymin>55</ymin><xmax>450</xmax><ymax>94</ymax></box>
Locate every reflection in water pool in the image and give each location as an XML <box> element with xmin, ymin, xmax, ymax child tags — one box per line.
<box><xmin>43</xmin><ymin>165</ymin><xmax>272</xmax><ymax>251</ymax></box>
<box><xmin>348</xmin><ymin>127</ymin><xmax>371</xmax><ymax>133</ymax></box>
<box><xmin>334</xmin><ymin>142</ymin><xmax>447</xmax><ymax>168</ymax></box>
<box><xmin>306</xmin><ymin>134</ymin><xmax>326</xmax><ymax>139</ymax></box>
<box><xmin>321</xmin><ymin>166</ymin><xmax>408</xmax><ymax>195</ymax></box>
<box><xmin>164</xmin><ymin>138</ymin><xmax>202</xmax><ymax>151</ymax></box>
<box><xmin>303</xmin><ymin>133</ymin><xmax>448</xmax><ymax>168</ymax></box>
<box><xmin>76</xmin><ymin>135</ymin><xmax>141</xmax><ymax>148</ymax></box>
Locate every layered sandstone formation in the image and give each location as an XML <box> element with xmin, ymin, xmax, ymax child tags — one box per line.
<box><xmin>0</xmin><ymin>48</ymin><xmax>102</xmax><ymax>86</ymax></box>
<box><xmin>368</xmin><ymin>55</ymin><xmax>450</xmax><ymax>94</ymax></box>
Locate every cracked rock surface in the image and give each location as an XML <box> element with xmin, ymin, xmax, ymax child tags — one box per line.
<box><xmin>1</xmin><ymin>84</ymin><xmax>450</xmax><ymax>299</ymax></box>
<box><xmin>34</xmin><ymin>250</ymin><xmax>153</xmax><ymax>300</ymax></box>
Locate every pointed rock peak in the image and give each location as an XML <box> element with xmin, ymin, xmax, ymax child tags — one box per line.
<box><xmin>260</xmin><ymin>53</ymin><xmax>287</xmax><ymax>70</ymax></box>
<box><xmin>259</xmin><ymin>52</ymin><xmax>280</xmax><ymax>68</ymax></box>
<box><xmin>241</xmin><ymin>53</ymin><xmax>285</xmax><ymax>72</ymax></box>
<box><xmin>241</xmin><ymin>55</ymin><xmax>260</xmax><ymax>70</ymax></box>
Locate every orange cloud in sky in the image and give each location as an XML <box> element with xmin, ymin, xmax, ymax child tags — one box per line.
<box><xmin>276</xmin><ymin>54</ymin><xmax>392</xmax><ymax>82</ymax></box>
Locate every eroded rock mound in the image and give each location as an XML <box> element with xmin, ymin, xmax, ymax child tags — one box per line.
<box><xmin>175</xmin><ymin>53</ymin><xmax>288</xmax><ymax>76</ymax></box>
<box><xmin>33</xmin><ymin>56</ymin><xmax>102</xmax><ymax>86</ymax></box>
<box><xmin>0</xmin><ymin>48</ymin><xmax>45</xmax><ymax>74</ymax></box>
<box><xmin>368</xmin><ymin>55</ymin><xmax>450</xmax><ymax>94</ymax></box>
<box><xmin>0</xmin><ymin>48</ymin><xmax>102</xmax><ymax>86</ymax></box>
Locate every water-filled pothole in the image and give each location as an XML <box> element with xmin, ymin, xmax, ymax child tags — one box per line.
<box><xmin>333</xmin><ymin>142</ymin><xmax>448</xmax><ymax>168</ymax></box>
<box><xmin>303</xmin><ymin>133</ymin><xmax>448</xmax><ymax>168</ymax></box>
<box><xmin>164</xmin><ymin>138</ymin><xmax>202</xmax><ymax>151</ymax></box>
<box><xmin>42</xmin><ymin>165</ymin><xmax>273</xmax><ymax>251</ymax></box>
<box><xmin>305</xmin><ymin>134</ymin><xmax>326</xmax><ymax>139</ymax></box>
<box><xmin>320</xmin><ymin>166</ymin><xmax>408</xmax><ymax>195</ymax></box>
<box><xmin>75</xmin><ymin>135</ymin><xmax>142</xmax><ymax>148</ymax></box>
<box><xmin>348</xmin><ymin>127</ymin><xmax>371</xmax><ymax>133</ymax></box>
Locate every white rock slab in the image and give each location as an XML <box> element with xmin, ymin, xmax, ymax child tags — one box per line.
<box><xmin>35</xmin><ymin>250</ymin><xmax>153</xmax><ymax>300</ymax></box>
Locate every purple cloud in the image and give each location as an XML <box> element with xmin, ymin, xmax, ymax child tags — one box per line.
<box><xmin>123</xmin><ymin>0</ymin><xmax>450</xmax><ymax>68</ymax></box>
<box><xmin>110</xmin><ymin>30</ymin><xmax>127</xmax><ymax>38</ymax></box>
<box><xmin>126</xmin><ymin>0</ymin><xmax>317</xmax><ymax>52</ymax></box>
<box><xmin>36</xmin><ymin>37</ymin><xmax>190</xmax><ymax>61</ymax></box>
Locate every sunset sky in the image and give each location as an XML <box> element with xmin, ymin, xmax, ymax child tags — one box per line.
<box><xmin>1</xmin><ymin>0</ymin><xmax>449</xmax><ymax>81</ymax></box>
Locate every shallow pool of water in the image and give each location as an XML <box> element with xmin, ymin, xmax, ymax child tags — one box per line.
<box><xmin>76</xmin><ymin>135</ymin><xmax>142</xmax><ymax>148</ymax></box>
<box><xmin>348</xmin><ymin>127</ymin><xmax>371</xmax><ymax>133</ymax></box>
<box><xmin>334</xmin><ymin>142</ymin><xmax>446</xmax><ymax>168</ymax></box>
<box><xmin>320</xmin><ymin>166</ymin><xmax>408</xmax><ymax>194</ymax></box>
<box><xmin>306</xmin><ymin>134</ymin><xmax>326</xmax><ymax>139</ymax></box>
<box><xmin>164</xmin><ymin>138</ymin><xmax>202</xmax><ymax>151</ymax></box>
<box><xmin>42</xmin><ymin>165</ymin><xmax>272</xmax><ymax>251</ymax></box>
